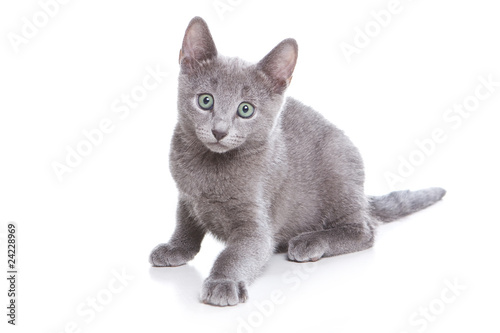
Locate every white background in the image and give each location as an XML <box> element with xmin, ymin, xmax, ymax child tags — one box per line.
<box><xmin>1</xmin><ymin>0</ymin><xmax>499</xmax><ymax>332</ymax></box>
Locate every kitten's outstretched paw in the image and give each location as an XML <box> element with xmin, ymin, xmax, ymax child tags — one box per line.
<box><xmin>287</xmin><ymin>233</ymin><xmax>327</xmax><ymax>262</ymax></box>
<box><xmin>149</xmin><ymin>243</ymin><xmax>195</xmax><ymax>267</ymax></box>
<box><xmin>200</xmin><ymin>278</ymin><xmax>248</xmax><ymax>306</ymax></box>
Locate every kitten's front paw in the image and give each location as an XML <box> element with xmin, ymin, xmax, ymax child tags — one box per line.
<box><xmin>200</xmin><ymin>278</ymin><xmax>248</xmax><ymax>306</ymax></box>
<box><xmin>288</xmin><ymin>233</ymin><xmax>327</xmax><ymax>262</ymax></box>
<box><xmin>149</xmin><ymin>243</ymin><xmax>195</xmax><ymax>267</ymax></box>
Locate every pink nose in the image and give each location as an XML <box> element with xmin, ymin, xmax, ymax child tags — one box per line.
<box><xmin>212</xmin><ymin>130</ymin><xmax>228</xmax><ymax>141</ymax></box>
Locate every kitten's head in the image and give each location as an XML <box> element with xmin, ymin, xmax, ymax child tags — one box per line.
<box><xmin>177</xmin><ymin>17</ymin><xmax>298</xmax><ymax>154</ymax></box>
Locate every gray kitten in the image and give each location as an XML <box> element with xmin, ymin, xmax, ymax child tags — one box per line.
<box><xmin>149</xmin><ymin>17</ymin><xmax>445</xmax><ymax>306</ymax></box>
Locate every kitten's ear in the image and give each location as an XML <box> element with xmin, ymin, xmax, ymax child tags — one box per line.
<box><xmin>257</xmin><ymin>38</ymin><xmax>298</xmax><ymax>94</ymax></box>
<box><xmin>179</xmin><ymin>17</ymin><xmax>218</xmax><ymax>72</ymax></box>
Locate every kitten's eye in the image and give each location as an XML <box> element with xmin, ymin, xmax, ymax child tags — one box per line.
<box><xmin>198</xmin><ymin>94</ymin><xmax>214</xmax><ymax>110</ymax></box>
<box><xmin>237</xmin><ymin>102</ymin><xmax>255</xmax><ymax>118</ymax></box>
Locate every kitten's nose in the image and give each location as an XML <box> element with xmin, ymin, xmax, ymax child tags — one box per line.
<box><xmin>212</xmin><ymin>129</ymin><xmax>228</xmax><ymax>141</ymax></box>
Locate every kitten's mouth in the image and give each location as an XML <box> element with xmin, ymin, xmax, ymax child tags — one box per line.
<box><xmin>205</xmin><ymin>141</ymin><xmax>232</xmax><ymax>153</ymax></box>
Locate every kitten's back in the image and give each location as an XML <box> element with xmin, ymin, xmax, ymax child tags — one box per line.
<box><xmin>270</xmin><ymin>97</ymin><xmax>367</xmax><ymax>246</ymax></box>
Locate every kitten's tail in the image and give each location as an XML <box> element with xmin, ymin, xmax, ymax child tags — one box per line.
<box><xmin>368</xmin><ymin>188</ymin><xmax>446</xmax><ymax>223</ymax></box>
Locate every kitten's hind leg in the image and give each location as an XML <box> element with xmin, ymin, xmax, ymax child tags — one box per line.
<box><xmin>287</xmin><ymin>211</ymin><xmax>374</xmax><ymax>262</ymax></box>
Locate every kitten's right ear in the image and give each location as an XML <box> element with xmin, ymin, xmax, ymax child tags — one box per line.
<box><xmin>179</xmin><ymin>17</ymin><xmax>217</xmax><ymax>72</ymax></box>
<box><xmin>257</xmin><ymin>38</ymin><xmax>298</xmax><ymax>94</ymax></box>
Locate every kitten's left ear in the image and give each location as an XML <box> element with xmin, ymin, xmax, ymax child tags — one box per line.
<box><xmin>179</xmin><ymin>17</ymin><xmax>218</xmax><ymax>72</ymax></box>
<box><xmin>257</xmin><ymin>38</ymin><xmax>298</xmax><ymax>94</ymax></box>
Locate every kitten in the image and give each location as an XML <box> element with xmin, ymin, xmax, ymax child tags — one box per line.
<box><xmin>149</xmin><ymin>17</ymin><xmax>446</xmax><ymax>306</ymax></box>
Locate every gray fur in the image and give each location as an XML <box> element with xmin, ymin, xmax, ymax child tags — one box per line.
<box><xmin>369</xmin><ymin>188</ymin><xmax>446</xmax><ymax>222</ymax></box>
<box><xmin>149</xmin><ymin>17</ymin><xmax>446</xmax><ymax>306</ymax></box>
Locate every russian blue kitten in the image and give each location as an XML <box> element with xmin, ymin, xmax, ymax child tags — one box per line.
<box><xmin>149</xmin><ymin>17</ymin><xmax>446</xmax><ymax>306</ymax></box>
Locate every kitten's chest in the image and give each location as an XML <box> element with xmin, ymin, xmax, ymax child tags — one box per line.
<box><xmin>170</xmin><ymin>150</ymin><xmax>252</xmax><ymax>240</ymax></box>
<box><xmin>170</xmin><ymin>150</ymin><xmax>241</xmax><ymax>202</ymax></box>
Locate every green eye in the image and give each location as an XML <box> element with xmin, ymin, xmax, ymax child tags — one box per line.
<box><xmin>198</xmin><ymin>94</ymin><xmax>214</xmax><ymax>110</ymax></box>
<box><xmin>237</xmin><ymin>102</ymin><xmax>255</xmax><ymax>118</ymax></box>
